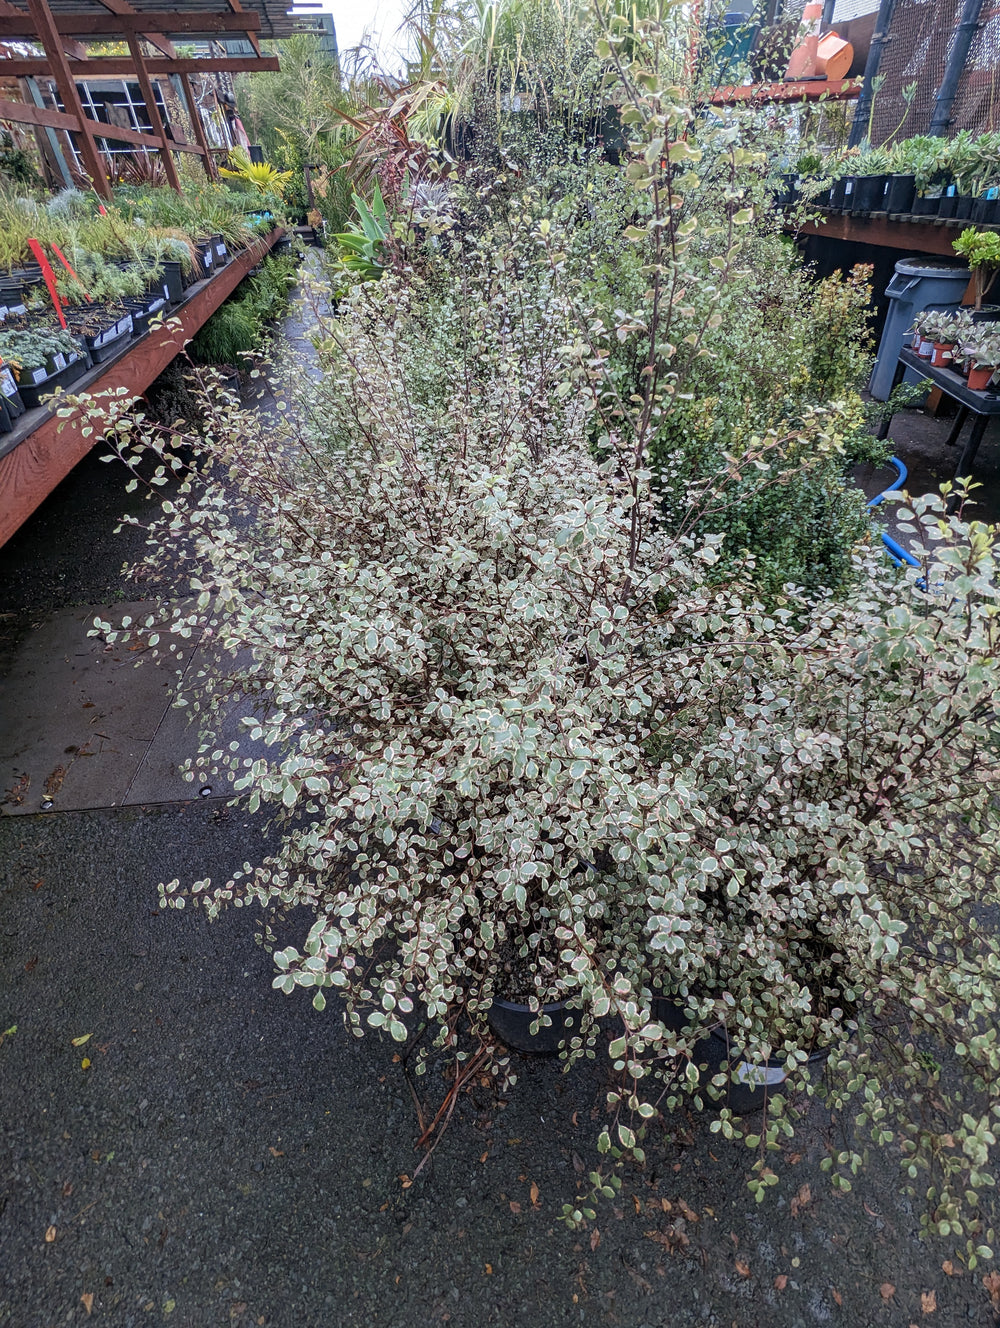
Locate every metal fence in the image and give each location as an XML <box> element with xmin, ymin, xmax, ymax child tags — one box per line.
<box><xmin>867</xmin><ymin>0</ymin><xmax>1000</xmax><ymax>143</ymax></box>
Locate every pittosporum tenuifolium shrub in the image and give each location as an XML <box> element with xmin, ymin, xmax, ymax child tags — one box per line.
<box><xmin>86</xmin><ymin>0</ymin><xmax>1000</xmax><ymax>1267</ymax></box>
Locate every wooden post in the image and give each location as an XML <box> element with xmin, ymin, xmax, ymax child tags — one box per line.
<box><xmin>179</xmin><ymin>72</ymin><xmax>218</xmax><ymax>181</ymax></box>
<box><xmin>26</xmin><ymin>0</ymin><xmax>111</xmax><ymax>198</ymax></box>
<box><xmin>125</xmin><ymin>32</ymin><xmax>182</xmax><ymax>193</ymax></box>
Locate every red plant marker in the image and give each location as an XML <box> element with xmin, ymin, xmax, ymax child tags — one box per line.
<box><xmin>27</xmin><ymin>238</ymin><xmax>67</xmax><ymax>329</ymax></box>
<box><xmin>49</xmin><ymin>244</ymin><xmax>92</xmax><ymax>302</ymax></box>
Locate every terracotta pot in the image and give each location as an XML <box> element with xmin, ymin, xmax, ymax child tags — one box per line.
<box><xmin>968</xmin><ymin>364</ymin><xmax>996</xmax><ymax>391</ymax></box>
<box><xmin>931</xmin><ymin>342</ymin><xmax>955</xmax><ymax>368</ymax></box>
<box><xmin>914</xmin><ymin>337</ymin><xmax>934</xmax><ymax>359</ymax></box>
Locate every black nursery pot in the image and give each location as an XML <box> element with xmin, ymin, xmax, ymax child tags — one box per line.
<box><xmin>953</xmin><ymin>195</ymin><xmax>976</xmax><ymax>220</ymax></box>
<box><xmin>160</xmin><ymin>261</ymin><xmax>185</xmax><ymax>304</ymax></box>
<box><xmin>828</xmin><ymin>176</ymin><xmax>849</xmax><ymax>209</ymax></box>
<box><xmin>851</xmin><ymin>173</ymin><xmax>889</xmax><ymax>213</ymax></box>
<box><xmin>882</xmin><ymin>173</ymin><xmax>915</xmax><ymax>213</ymax></box>
<box><xmin>772</xmin><ymin>172</ymin><xmax>798</xmax><ymax>207</ymax></box>
<box><xmin>937</xmin><ymin>194</ymin><xmax>958</xmax><ymax>218</ymax></box>
<box><xmin>652</xmin><ymin>998</ymin><xmax>829</xmax><ymax>1115</ymax></box>
<box><xmin>911</xmin><ymin>193</ymin><xmax>941</xmax><ymax>217</ymax></box>
<box><xmin>488</xmin><ymin>998</ymin><xmax>578</xmax><ymax>1055</ymax></box>
<box><xmin>972</xmin><ymin>197</ymin><xmax>1000</xmax><ymax>226</ymax></box>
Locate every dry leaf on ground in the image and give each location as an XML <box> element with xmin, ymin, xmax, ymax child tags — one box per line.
<box><xmin>44</xmin><ymin>1226</ymin><xmax>56</xmax><ymax>1243</ymax></box>
<box><xmin>735</xmin><ymin>1260</ymin><xmax>751</xmax><ymax>1278</ymax></box>
<box><xmin>80</xmin><ymin>1293</ymin><xmax>94</xmax><ymax>1316</ymax></box>
<box><xmin>879</xmin><ymin>1283</ymin><xmax>896</xmax><ymax>1301</ymax></box>
<box><xmin>920</xmin><ymin>1290</ymin><xmax>936</xmax><ymax>1313</ymax></box>
<box><xmin>774</xmin><ymin>1275</ymin><xmax>788</xmax><ymax>1291</ymax></box>
<box><xmin>984</xmin><ymin>1272</ymin><xmax>1000</xmax><ymax>1311</ymax></box>
<box><xmin>590</xmin><ymin>1228</ymin><xmax>601</xmax><ymax>1252</ymax></box>
<box><xmin>790</xmin><ymin>1183</ymin><xmax>812</xmax><ymax>1218</ymax></box>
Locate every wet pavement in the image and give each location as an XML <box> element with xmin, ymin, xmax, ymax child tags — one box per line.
<box><xmin>3</xmin><ymin>287</ymin><xmax>1000</xmax><ymax>1327</ymax></box>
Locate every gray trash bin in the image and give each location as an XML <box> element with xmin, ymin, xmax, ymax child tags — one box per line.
<box><xmin>869</xmin><ymin>256</ymin><xmax>971</xmax><ymax>400</ymax></box>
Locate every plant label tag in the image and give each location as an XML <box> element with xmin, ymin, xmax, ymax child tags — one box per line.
<box><xmin>148</xmin><ymin>298</ymin><xmax>164</xmax><ymax>313</ymax></box>
<box><xmin>0</xmin><ymin>367</ymin><xmax>17</xmax><ymax>399</ymax></box>
<box><xmin>52</xmin><ymin>353</ymin><xmax>66</xmax><ymax>371</ymax></box>
<box><xmin>30</xmin><ymin>366</ymin><xmax>48</xmax><ymax>384</ymax></box>
<box><xmin>735</xmin><ymin>1061</ymin><xmax>786</xmax><ymax>1088</ymax></box>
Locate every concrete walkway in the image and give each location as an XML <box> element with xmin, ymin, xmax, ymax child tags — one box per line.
<box><xmin>2</xmin><ymin>283</ymin><xmax>1000</xmax><ymax>1328</ymax></box>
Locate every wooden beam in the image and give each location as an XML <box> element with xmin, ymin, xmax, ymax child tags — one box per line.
<box><xmin>709</xmin><ymin>78</ymin><xmax>861</xmax><ymax>105</ymax></box>
<box><xmin>0</xmin><ymin>231</ymin><xmax>282</xmax><ymax>549</ymax></box>
<box><xmin>26</xmin><ymin>0</ymin><xmax>110</xmax><ymax>197</ymax></box>
<box><xmin>178</xmin><ymin>71</ymin><xmax>218</xmax><ymax>181</ymax></box>
<box><xmin>792</xmin><ymin>210</ymin><xmax>996</xmax><ymax>257</ymax></box>
<box><xmin>0</xmin><ymin>55</ymin><xmax>282</xmax><ymax>76</ymax></box>
<box><xmin>0</xmin><ymin>96</ymin><xmax>205</xmax><ymax>151</ymax></box>
<box><xmin>225</xmin><ymin>0</ymin><xmax>262</xmax><ymax>57</ymax></box>
<box><xmin>0</xmin><ymin>11</ymin><xmax>262</xmax><ymax>37</ymax></box>
<box><xmin>95</xmin><ymin>0</ymin><xmax>174</xmax><ymax>59</ymax></box>
<box><xmin>124</xmin><ymin>33</ymin><xmax>181</xmax><ymax>191</ymax></box>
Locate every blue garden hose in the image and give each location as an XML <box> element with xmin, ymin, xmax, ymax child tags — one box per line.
<box><xmin>866</xmin><ymin>457</ymin><xmax>921</xmax><ymax>569</ymax></box>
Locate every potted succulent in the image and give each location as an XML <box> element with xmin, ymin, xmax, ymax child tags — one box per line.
<box><xmin>848</xmin><ymin>144</ymin><xmax>892</xmax><ymax>213</ymax></box>
<box><xmin>952</xmin><ymin>227</ymin><xmax>1000</xmax><ymax>319</ymax></box>
<box><xmin>966</xmin><ymin>331</ymin><xmax>1000</xmax><ymax>389</ymax></box>
<box><xmin>895</xmin><ymin>135</ymin><xmax>949</xmax><ymax>216</ymax></box>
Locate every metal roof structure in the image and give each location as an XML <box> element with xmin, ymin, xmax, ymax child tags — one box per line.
<box><xmin>0</xmin><ymin>0</ymin><xmax>321</xmax><ymax>195</ymax></box>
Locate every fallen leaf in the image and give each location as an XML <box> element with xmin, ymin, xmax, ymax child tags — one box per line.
<box><xmin>660</xmin><ymin>1198</ymin><xmax>673</xmax><ymax>1213</ymax></box>
<box><xmin>831</xmin><ymin>1288</ymin><xmax>843</xmax><ymax>1307</ymax></box>
<box><xmin>788</xmin><ymin>1152</ymin><xmax>803</xmax><ymax>1165</ymax></box>
<box><xmin>43</xmin><ymin>766</ymin><xmax>66</xmax><ymax>797</ymax></box>
<box><xmin>879</xmin><ymin>1283</ymin><xmax>895</xmax><ymax>1301</ymax></box>
<box><xmin>399</xmin><ymin>1174</ymin><xmax>412</xmax><ymax>1189</ymax></box>
<box><xmin>44</xmin><ymin>1226</ymin><xmax>56</xmax><ymax>1243</ymax></box>
<box><xmin>790</xmin><ymin>1183</ymin><xmax>812</xmax><ymax>1218</ymax></box>
<box><xmin>163</xmin><ymin>1300</ymin><xmax>175</xmax><ymax>1314</ymax></box>
<box><xmin>33</xmin><ymin>879</ymin><xmax>44</xmax><ymax>890</ymax></box>
<box><xmin>80</xmin><ymin>1293</ymin><xmax>94</xmax><ymax>1316</ymax></box>
<box><xmin>631</xmin><ymin>1194</ymin><xmax>640</xmax><ymax>1215</ymax></box>
<box><xmin>484</xmin><ymin>1264</ymin><xmax>492</xmax><ymax>1275</ymax></box>
<box><xmin>677</xmin><ymin>1198</ymin><xmax>698</xmax><ymax>1223</ymax></box>
<box><xmin>72</xmin><ymin>1034</ymin><xmax>92</xmax><ymax>1047</ymax></box>
<box><xmin>81</xmin><ymin>1058</ymin><xmax>91</xmax><ymax>1070</ymax></box>
<box><xmin>921</xmin><ymin>1290</ymin><xmax>937</xmax><ymax>1314</ymax></box>
<box><xmin>24</xmin><ymin>956</ymin><xmax>38</xmax><ymax>972</ymax></box>
<box><xmin>571</xmin><ymin>1112</ymin><xmax>579</xmax><ymax>1127</ymax></box>
<box><xmin>985</xmin><ymin>1271</ymin><xmax>1000</xmax><ymax>1310</ymax></box>
<box><xmin>479</xmin><ymin>1151</ymin><xmax>489</xmax><ymax>1164</ymax></box>
<box><xmin>572</xmin><ymin>1152</ymin><xmax>585</xmax><ymax>1173</ymax></box>
<box><xmin>62</xmin><ymin>1182</ymin><xmax>73</xmax><ymax>1197</ymax></box>
<box><xmin>590</xmin><ymin>1227</ymin><xmax>601</xmax><ymax>1252</ymax></box>
<box><xmin>774</xmin><ymin>1275</ymin><xmax>788</xmax><ymax>1291</ymax></box>
<box><xmin>508</xmin><ymin>1200</ymin><xmax>521</xmax><ymax>1214</ymax></box>
<box><xmin>268</xmin><ymin>1147</ymin><xmax>284</xmax><ymax>1158</ymax></box>
<box><xmin>644</xmin><ymin>1225</ymin><xmax>689</xmax><ymax>1253</ymax></box>
<box><xmin>529</xmin><ymin>1182</ymin><xmax>539</xmax><ymax>1208</ymax></box>
<box><xmin>735</xmin><ymin>1259</ymin><xmax>751</xmax><ymax>1278</ymax></box>
<box><xmin>941</xmin><ymin>1261</ymin><xmax>954</xmax><ymax>1276</ymax></box>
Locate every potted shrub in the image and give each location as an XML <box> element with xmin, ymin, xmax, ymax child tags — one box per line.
<box><xmin>0</xmin><ymin>325</ymin><xmax>88</xmax><ymax>408</ymax></box>
<box><xmin>953</xmin><ymin>227</ymin><xmax>1000</xmax><ymax>318</ymax></box>
<box><xmin>895</xmin><ymin>135</ymin><xmax>949</xmax><ymax>216</ymax></box>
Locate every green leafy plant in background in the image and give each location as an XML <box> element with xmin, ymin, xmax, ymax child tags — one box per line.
<box><xmin>953</xmin><ymin>228</ymin><xmax>1000</xmax><ymax>310</ymax></box>
<box><xmin>329</xmin><ymin>183</ymin><xmax>389</xmax><ymax>289</ymax></box>
<box><xmin>219</xmin><ymin>146</ymin><xmax>294</xmax><ymax>198</ymax></box>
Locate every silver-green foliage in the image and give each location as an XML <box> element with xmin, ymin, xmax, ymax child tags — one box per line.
<box><xmin>87</xmin><ymin>0</ymin><xmax>1000</xmax><ymax>1259</ymax></box>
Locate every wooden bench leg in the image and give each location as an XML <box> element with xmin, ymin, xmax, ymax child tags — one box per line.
<box><xmin>876</xmin><ymin>359</ymin><xmax>908</xmax><ymax>442</ymax></box>
<box><xmin>944</xmin><ymin>405</ymin><xmax>969</xmax><ymax>447</ymax></box>
<box><xmin>947</xmin><ymin>413</ymin><xmax>989</xmax><ymax>512</ymax></box>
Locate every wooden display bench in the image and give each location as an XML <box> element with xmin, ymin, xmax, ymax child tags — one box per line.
<box><xmin>793</xmin><ymin>207</ymin><xmax>999</xmax><ymax>258</ymax></box>
<box><xmin>0</xmin><ymin>228</ymin><xmax>282</xmax><ymax>548</ymax></box>
<box><xmin>879</xmin><ymin>346</ymin><xmax>1000</xmax><ymax>506</ymax></box>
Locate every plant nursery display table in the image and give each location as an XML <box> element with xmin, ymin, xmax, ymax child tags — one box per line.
<box><xmin>877</xmin><ymin>346</ymin><xmax>1000</xmax><ymax>500</ymax></box>
<box><xmin>0</xmin><ymin>228</ymin><xmax>283</xmax><ymax>549</ymax></box>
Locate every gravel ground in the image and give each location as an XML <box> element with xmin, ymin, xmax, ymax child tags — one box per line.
<box><xmin>2</xmin><ymin>288</ymin><xmax>1000</xmax><ymax>1327</ymax></box>
<box><xmin>2</xmin><ymin>803</ymin><xmax>999</xmax><ymax>1328</ymax></box>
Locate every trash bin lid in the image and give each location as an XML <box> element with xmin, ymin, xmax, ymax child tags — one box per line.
<box><xmin>894</xmin><ymin>256</ymin><xmax>970</xmax><ymax>278</ymax></box>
